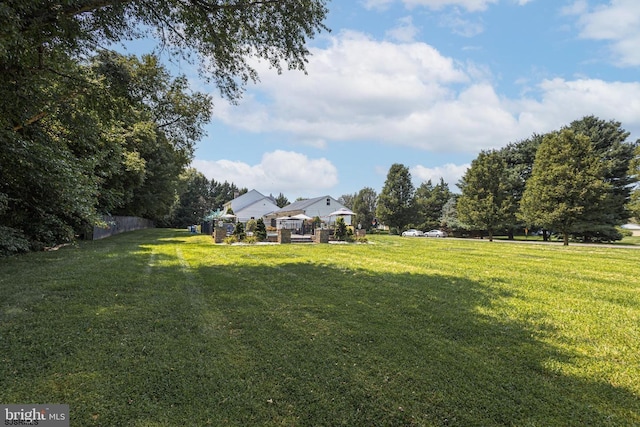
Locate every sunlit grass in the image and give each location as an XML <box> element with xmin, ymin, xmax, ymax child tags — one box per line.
<box><xmin>1</xmin><ymin>230</ymin><xmax>639</xmax><ymax>426</ymax></box>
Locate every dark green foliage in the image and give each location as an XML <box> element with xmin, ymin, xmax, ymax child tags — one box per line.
<box><xmin>414</xmin><ymin>178</ymin><xmax>452</xmax><ymax>231</ymax></box>
<box><xmin>255</xmin><ymin>218</ymin><xmax>268</xmax><ymax>241</ymax></box>
<box><xmin>376</xmin><ymin>164</ymin><xmax>415</xmax><ymax>231</ymax></box>
<box><xmin>520</xmin><ymin>129</ymin><xmax>610</xmax><ymax>246</ymax></box>
<box><xmin>352</xmin><ymin>187</ymin><xmax>377</xmax><ymax>231</ymax></box>
<box><xmin>274</xmin><ymin>192</ymin><xmax>289</xmax><ymax>208</ymax></box>
<box><xmin>334</xmin><ymin>216</ymin><xmax>349</xmax><ymax>241</ymax></box>
<box><xmin>566</xmin><ymin>116</ymin><xmax>637</xmax><ymax>242</ymax></box>
<box><xmin>457</xmin><ymin>151</ymin><xmax>513</xmax><ymax>241</ymax></box>
<box><xmin>172</xmin><ymin>169</ymin><xmax>211</xmax><ymax>228</ymax></box>
<box><xmin>498</xmin><ymin>134</ymin><xmax>544</xmax><ymax>237</ymax></box>
<box><xmin>233</xmin><ymin>222</ymin><xmax>246</xmax><ymax>241</ymax></box>
<box><xmin>0</xmin><ymin>0</ymin><xmax>327</xmax><ymax>253</ymax></box>
<box><xmin>0</xmin><ymin>226</ymin><xmax>30</xmax><ymax>257</ymax></box>
<box><xmin>338</xmin><ymin>193</ymin><xmax>356</xmax><ymax>209</ymax></box>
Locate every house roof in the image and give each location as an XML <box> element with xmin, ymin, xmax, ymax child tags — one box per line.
<box><xmin>225</xmin><ymin>189</ymin><xmax>275</xmax><ymax>212</ymax></box>
<box><xmin>277</xmin><ymin>195</ymin><xmax>332</xmax><ymax>213</ymax></box>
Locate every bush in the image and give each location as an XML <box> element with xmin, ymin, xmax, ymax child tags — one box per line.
<box><xmin>246</xmin><ymin>219</ymin><xmax>257</xmax><ymax>233</ymax></box>
<box><xmin>334</xmin><ymin>217</ymin><xmax>348</xmax><ymax>241</ymax></box>
<box><xmin>244</xmin><ymin>235</ymin><xmax>259</xmax><ymax>244</ymax></box>
<box><xmin>233</xmin><ymin>222</ymin><xmax>246</xmax><ymax>241</ymax></box>
<box><xmin>255</xmin><ymin>218</ymin><xmax>267</xmax><ymax>241</ymax></box>
<box><xmin>223</xmin><ymin>235</ymin><xmax>238</xmax><ymax>245</ymax></box>
<box><xmin>0</xmin><ymin>226</ymin><xmax>30</xmax><ymax>257</ymax></box>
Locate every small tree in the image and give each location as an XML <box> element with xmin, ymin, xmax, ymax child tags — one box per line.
<box><xmin>255</xmin><ymin>218</ymin><xmax>267</xmax><ymax>241</ymax></box>
<box><xmin>246</xmin><ymin>219</ymin><xmax>257</xmax><ymax>233</ymax></box>
<box><xmin>334</xmin><ymin>217</ymin><xmax>348</xmax><ymax>241</ymax></box>
<box><xmin>233</xmin><ymin>222</ymin><xmax>246</xmax><ymax>241</ymax></box>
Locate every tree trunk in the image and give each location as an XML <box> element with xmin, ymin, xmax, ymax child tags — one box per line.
<box><xmin>563</xmin><ymin>232</ymin><xmax>569</xmax><ymax>246</ymax></box>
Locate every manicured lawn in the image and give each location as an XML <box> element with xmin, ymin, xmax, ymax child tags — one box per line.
<box><xmin>1</xmin><ymin>229</ymin><xmax>639</xmax><ymax>426</ymax></box>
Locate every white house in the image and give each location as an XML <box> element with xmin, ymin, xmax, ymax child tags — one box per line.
<box><xmin>268</xmin><ymin>195</ymin><xmax>352</xmax><ymax>228</ymax></box>
<box><xmin>621</xmin><ymin>223</ymin><xmax>640</xmax><ymax>237</ymax></box>
<box><xmin>222</xmin><ymin>190</ymin><xmax>279</xmax><ymax>223</ymax></box>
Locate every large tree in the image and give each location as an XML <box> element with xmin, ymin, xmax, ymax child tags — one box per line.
<box><xmin>629</xmin><ymin>145</ymin><xmax>640</xmax><ymax>221</ymax></box>
<box><xmin>566</xmin><ymin>116</ymin><xmax>637</xmax><ymax>241</ymax></box>
<box><xmin>1</xmin><ymin>0</ymin><xmax>328</xmax><ymax>251</ymax></box>
<box><xmin>376</xmin><ymin>164</ymin><xmax>415</xmax><ymax>232</ymax></box>
<box><xmin>1</xmin><ymin>0</ymin><xmax>329</xmax><ymax>102</ymax></box>
<box><xmin>520</xmin><ymin>129</ymin><xmax>610</xmax><ymax>246</ymax></box>
<box><xmin>457</xmin><ymin>150</ymin><xmax>513</xmax><ymax>241</ymax></box>
<box><xmin>352</xmin><ymin>187</ymin><xmax>377</xmax><ymax>231</ymax></box>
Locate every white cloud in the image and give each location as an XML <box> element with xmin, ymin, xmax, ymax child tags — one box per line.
<box><xmin>386</xmin><ymin>16</ymin><xmax>420</xmax><ymax>42</ymax></box>
<box><xmin>192</xmin><ymin>150</ymin><xmax>338</xmax><ymax>195</ymax></box>
<box><xmin>412</xmin><ymin>163</ymin><xmax>470</xmax><ymax>190</ymax></box>
<box><xmin>438</xmin><ymin>9</ymin><xmax>485</xmax><ymax>37</ymax></box>
<box><xmin>573</xmin><ymin>0</ymin><xmax>640</xmax><ymax>66</ymax></box>
<box><xmin>402</xmin><ymin>0</ymin><xmax>498</xmax><ymax>12</ymax></box>
<box><xmin>209</xmin><ymin>30</ymin><xmax>640</xmax><ymax>163</ymax></box>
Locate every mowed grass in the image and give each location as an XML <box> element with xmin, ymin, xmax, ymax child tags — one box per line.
<box><xmin>1</xmin><ymin>230</ymin><xmax>639</xmax><ymax>426</ymax></box>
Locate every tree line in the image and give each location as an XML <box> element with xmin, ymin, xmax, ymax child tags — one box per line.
<box><xmin>0</xmin><ymin>0</ymin><xmax>329</xmax><ymax>256</ymax></box>
<box><xmin>347</xmin><ymin>116</ymin><xmax>638</xmax><ymax>245</ymax></box>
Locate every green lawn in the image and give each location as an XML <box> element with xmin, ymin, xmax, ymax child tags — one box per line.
<box><xmin>1</xmin><ymin>229</ymin><xmax>639</xmax><ymax>426</ymax></box>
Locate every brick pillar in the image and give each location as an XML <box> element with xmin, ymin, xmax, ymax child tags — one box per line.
<box><xmin>314</xmin><ymin>229</ymin><xmax>330</xmax><ymax>244</ymax></box>
<box><xmin>278</xmin><ymin>229</ymin><xmax>291</xmax><ymax>244</ymax></box>
<box><xmin>356</xmin><ymin>229</ymin><xmax>366</xmax><ymax>238</ymax></box>
<box><xmin>213</xmin><ymin>227</ymin><xmax>226</xmax><ymax>243</ymax></box>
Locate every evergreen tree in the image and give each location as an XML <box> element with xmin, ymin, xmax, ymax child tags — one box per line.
<box><xmin>274</xmin><ymin>193</ymin><xmax>289</xmax><ymax>208</ymax></box>
<box><xmin>376</xmin><ymin>164</ymin><xmax>415</xmax><ymax>232</ymax></box>
<box><xmin>566</xmin><ymin>116</ymin><xmax>637</xmax><ymax>241</ymax></box>
<box><xmin>498</xmin><ymin>134</ymin><xmax>544</xmax><ymax>238</ymax></box>
<box><xmin>414</xmin><ymin>178</ymin><xmax>452</xmax><ymax>231</ymax></box>
<box><xmin>353</xmin><ymin>187</ymin><xmax>378</xmax><ymax>231</ymax></box>
<box><xmin>255</xmin><ymin>218</ymin><xmax>268</xmax><ymax>242</ymax></box>
<box><xmin>457</xmin><ymin>150</ymin><xmax>513</xmax><ymax>241</ymax></box>
<box><xmin>629</xmin><ymin>145</ymin><xmax>640</xmax><ymax>221</ymax></box>
<box><xmin>520</xmin><ymin>129</ymin><xmax>610</xmax><ymax>246</ymax></box>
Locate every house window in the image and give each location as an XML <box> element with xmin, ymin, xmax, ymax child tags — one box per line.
<box><xmin>326</xmin><ymin>198</ymin><xmax>331</xmax><ymax>206</ymax></box>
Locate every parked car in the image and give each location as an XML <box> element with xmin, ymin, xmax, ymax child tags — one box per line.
<box><xmin>402</xmin><ymin>229</ymin><xmax>424</xmax><ymax>237</ymax></box>
<box><xmin>424</xmin><ymin>229</ymin><xmax>447</xmax><ymax>238</ymax></box>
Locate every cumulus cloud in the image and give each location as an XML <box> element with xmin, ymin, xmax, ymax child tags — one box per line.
<box><xmin>412</xmin><ymin>163</ymin><xmax>470</xmax><ymax>191</ymax></box>
<box><xmin>192</xmin><ymin>151</ymin><xmax>338</xmax><ymax>196</ymax></box>
<box><xmin>209</xmin><ymin>29</ymin><xmax>640</xmax><ymax>158</ymax></box>
<box><xmin>572</xmin><ymin>0</ymin><xmax>640</xmax><ymax>66</ymax></box>
<box><xmin>386</xmin><ymin>16</ymin><xmax>421</xmax><ymax>42</ymax></box>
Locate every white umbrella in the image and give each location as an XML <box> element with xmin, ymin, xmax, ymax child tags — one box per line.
<box><xmin>328</xmin><ymin>208</ymin><xmax>355</xmax><ymax>216</ymax></box>
<box><xmin>221</xmin><ymin>213</ymin><xmax>236</xmax><ymax>219</ymax></box>
<box><xmin>291</xmin><ymin>213</ymin><xmax>312</xmax><ymax>220</ymax></box>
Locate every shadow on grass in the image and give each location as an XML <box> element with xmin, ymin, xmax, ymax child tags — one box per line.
<box><xmin>0</xmin><ymin>231</ymin><xmax>638</xmax><ymax>426</ymax></box>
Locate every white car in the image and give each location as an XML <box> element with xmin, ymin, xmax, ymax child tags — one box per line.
<box><xmin>424</xmin><ymin>229</ymin><xmax>447</xmax><ymax>238</ymax></box>
<box><xmin>402</xmin><ymin>229</ymin><xmax>424</xmax><ymax>237</ymax></box>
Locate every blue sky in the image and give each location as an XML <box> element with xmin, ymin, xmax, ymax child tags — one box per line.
<box><xmin>131</xmin><ymin>0</ymin><xmax>640</xmax><ymax>201</ymax></box>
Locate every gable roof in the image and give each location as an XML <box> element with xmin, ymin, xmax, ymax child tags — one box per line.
<box><xmin>225</xmin><ymin>189</ymin><xmax>274</xmax><ymax>212</ymax></box>
<box><xmin>278</xmin><ymin>195</ymin><xmax>330</xmax><ymax>213</ymax></box>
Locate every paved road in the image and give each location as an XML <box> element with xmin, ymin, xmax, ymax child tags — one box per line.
<box><xmin>477</xmin><ymin>238</ymin><xmax>640</xmax><ymax>249</ymax></box>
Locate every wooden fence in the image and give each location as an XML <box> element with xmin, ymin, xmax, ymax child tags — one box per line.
<box><xmin>89</xmin><ymin>215</ymin><xmax>155</xmax><ymax>240</ymax></box>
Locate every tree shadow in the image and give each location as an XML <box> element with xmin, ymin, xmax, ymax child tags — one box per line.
<box><xmin>1</xmin><ymin>233</ymin><xmax>638</xmax><ymax>426</ymax></box>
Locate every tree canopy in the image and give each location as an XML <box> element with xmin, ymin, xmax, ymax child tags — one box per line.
<box><xmin>457</xmin><ymin>150</ymin><xmax>513</xmax><ymax>241</ymax></box>
<box><xmin>1</xmin><ymin>0</ymin><xmax>329</xmax><ymax>253</ymax></box>
<box><xmin>520</xmin><ymin>129</ymin><xmax>610</xmax><ymax>246</ymax></box>
<box><xmin>376</xmin><ymin>164</ymin><xmax>415</xmax><ymax>232</ymax></box>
